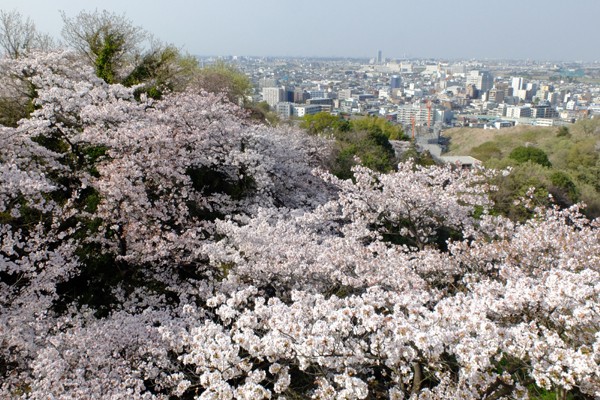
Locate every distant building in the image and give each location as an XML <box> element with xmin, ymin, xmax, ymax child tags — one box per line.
<box><xmin>466</xmin><ymin>84</ymin><xmax>479</xmax><ymax>99</ymax></box>
<box><xmin>515</xmin><ymin>89</ymin><xmax>531</xmax><ymax>101</ymax></box>
<box><xmin>511</xmin><ymin>77</ymin><xmax>524</xmax><ymax>91</ymax></box>
<box><xmin>506</xmin><ymin>105</ymin><xmax>531</xmax><ymax>118</ymax></box>
<box><xmin>284</xmin><ymin>88</ymin><xmax>295</xmax><ymax>103</ymax></box>
<box><xmin>307</xmin><ymin>98</ymin><xmax>334</xmax><ymax>107</ymax></box>
<box><xmin>547</xmin><ymin>92</ymin><xmax>559</xmax><ymax>106</ymax></box>
<box><xmin>307</xmin><ymin>90</ymin><xmax>327</xmax><ymax>99</ymax></box>
<box><xmin>293</xmin><ymin>104</ymin><xmax>322</xmax><ymax>118</ymax></box>
<box><xmin>262</xmin><ymin>87</ymin><xmax>284</xmax><ymax>107</ymax></box>
<box><xmin>294</xmin><ymin>88</ymin><xmax>309</xmax><ymax>104</ymax></box>
<box><xmin>390</xmin><ymin>75</ymin><xmax>402</xmax><ymax>90</ymax></box>
<box><xmin>396</xmin><ymin>104</ymin><xmax>438</xmax><ymax>126</ymax></box>
<box><xmin>337</xmin><ymin>89</ymin><xmax>353</xmax><ymax>100</ymax></box>
<box><xmin>466</xmin><ymin>70</ymin><xmax>493</xmax><ymax>96</ymax></box>
<box><xmin>352</xmin><ymin>93</ymin><xmax>376</xmax><ymax>102</ymax></box>
<box><xmin>531</xmin><ymin>102</ymin><xmax>558</xmax><ymax>119</ymax></box>
<box><xmin>340</xmin><ymin>98</ymin><xmax>361</xmax><ymax>113</ymax></box>
<box><xmin>377</xmin><ymin>50</ymin><xmax>382</xmax><ymax>64</ymax></box>
<box><xmin>494</xmin><ymin>120</ymin><xmax>515</xmax><ymax>129</ymax></box>
<box><xmin>276</xmin><ymin>102</ymin><xmax>293</xmax><ymax>119</ymax></box>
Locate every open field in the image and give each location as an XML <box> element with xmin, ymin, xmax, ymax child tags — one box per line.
<box><xmin>442</xmin><ymin>125</ymin><xmax>559</xmax><ymax>158</ymax></box>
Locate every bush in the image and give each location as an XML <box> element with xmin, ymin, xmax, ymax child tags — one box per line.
<box><xmin>557</xmin><ymin>126</ymin><xmax>570</xmax><ymax>137</ymax></box>
<box><xmin>509</xmin><ymin>146</ymin><xmax>552</xmax><ymax>167</ymax></box>
<box><xmin>471</xmin><ymin>141</ymin><xmax>503</xmax><ymax>161</ymax></box>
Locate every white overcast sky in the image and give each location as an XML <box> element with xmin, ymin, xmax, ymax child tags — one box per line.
<box><xmin>2</xmin><ymin>0</ymin><xmax>599</xmax><ymax>61</ymax></box>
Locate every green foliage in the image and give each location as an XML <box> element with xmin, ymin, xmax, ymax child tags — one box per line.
<box><xmin>487</xmin><ymin>160</ymin><xmax>553</xmax><ymax>221</ymax></box>
<box><xmin>300</xmin><ymin>112</ymin><xmax>350</xmax><ymax>135</ymax></box>
<box><xmin>527</xmin><ymin>385</ymin><xmax>576</xmax><ymax>400</ymax></box>
<box><xmin>81</xmin><ymin>144</ymin><xmax>108</xmax><ymax>176</ymax></box>
<box><xmin>470</xmin><ymin>142</ymin><xmax>502</xmax><ymax>162</ymax></box>
<box><xmin>329</xmin><ymin>129</ymin><xmax>396</xmax><ymax>179</ymax></box>
<box><xmin>0</xmin><ymin>96</ymin><xmax>32</xmax><ymax>127</ymax></box>
<box><xmin>548</xmin><ymin>171</ymin><xmax>579</xmax><ymax>206</ymax></box>
<box><xmin>509</xmin><ymin>146</ymin><xmax>552</xmax><ymax>167</ymax></box>
<box><xmin>123</xmin><ymin>46</ymin><xmax>198</xmax><ymax>99</ymax></box>
<box><xmin>449</xmin><ymin>122</ymin><xmax>600</xmax><ymax>219</ymax></box>
<box><xmin>193</xmin><ymin>61</ymin><xmax>252</xmax><ymax>105</ymax></box>
<box><xmin>0</xmin><ymin>73</ymin><xmax>38</xmax><ymax>127</ymax></box>
<box><xmin>350</xmin><ymin>115</ymin><xmax>406</xmax><ymax>140</ymax></box>
<box><xmin>557</xmin><ymin>126</ymin><xmax>570</xmax><ymax>137</ymax></box>
<box><xmin>247</xmin><ymin>101</ymin><xmax>280</xmax><ymax>126</ymax></box>
<box><xmin>576</xmin><ymin>118</ymin><xmax>600</xmax><ymax>136</ymax></box>
<box><xmin>564</xmin><ymin>140</ymin><xmax>598</xmax><ymax>169</ymax></box>
<box><xmin>61</xmin><ymin>10</ymin><xmax>147</xmax><ymax>82</ymax></box>
<box><xmin>94</xmin><ymin>30</ymin><xmax>125</xmax><ymax>83</ymax></box>
<box><xmin>399</xmin><ymin>144</ymin><xmax>437</xmax><ymax>167</ymax></box>
<box><xmin>299</xmin><ymin>113</ymin><xmax>401</xmax><ymax>179</ymax></box>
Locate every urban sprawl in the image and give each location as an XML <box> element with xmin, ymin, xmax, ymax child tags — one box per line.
<box><xmin>207</xmin><ymin>53</ymin><xmax>599</xmax><ymax>161</ymax></box>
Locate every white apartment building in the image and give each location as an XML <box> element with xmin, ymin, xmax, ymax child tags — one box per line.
<box><xmin>396</xmin><ymin>104</ymin><xmax>438</xmax><ymax>126</ymax></box>
<box><xmin>511</xmin><ymin>77</ymin><xmax>524</xmax><ymax>91</ymax></box>
<box><xmin>506</xmin><ymin>105</ymin><xmax>532</xmax><ymax>118</ymax></box>
<box><xmin>262</xmin><ymin>87</ymin><xmax>284</xmax><ymax>107</ymax></box>
<box><xmin>293</xmin><ymin>104</ymin><xmax>321</xmax><ymax>118</ymax></box>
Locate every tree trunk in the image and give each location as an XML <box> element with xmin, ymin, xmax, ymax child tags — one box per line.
<box><xmin>411</xmin><ymin>362</ymin><xmax>422</xmax><ymax>396</ymax></box>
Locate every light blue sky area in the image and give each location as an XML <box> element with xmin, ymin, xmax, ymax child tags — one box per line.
<box><xmin>3</xmin><ymin>0</ymin><xmax>599</xmax><ymax>61</ymax></box>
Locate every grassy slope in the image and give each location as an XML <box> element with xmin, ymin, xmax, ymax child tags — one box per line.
<box><xmin>441</xmin><ymin>119</ymin><xmax>600</xmax><ymax>218</ymax></box>
<box><xmin>442</xmin><ymin>121</ymin><xmax>599</xmax><ymax>168</ymax></box>
<box><xmin>443</xmin><ymin>125</ymin><xmax>557</xmax><ymax>159</ymax></box>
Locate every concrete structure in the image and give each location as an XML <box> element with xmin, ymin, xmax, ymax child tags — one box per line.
<box><xmin>486</xmin><ymin>87</ymin><xmax>505</xmax><ymax>104</ymax></box>
<box><xmin>307</xmin><ymin>98</ymin><xmax>334</xmax><ymax>106</ymax></box>
<box><xmin>337</xmin><ymin>89</ymin><xmax>353</xmax><ymax>100</ymax></box>
<box><xmin>531</xmin><ymin>101</ymin><xmax>558</xmax><ymax>119</ymax></box>
<box><xmin>396</xmin><ymin>104</ymin><xmax>437</xmax><ymax>126</ymax></box>
<box><xmin>294</xmin><ymin>88</ymin><xmax>309</xmax><ymax>104</ymax></box>
<box><xmin>467</xmin><ymin>70</ymin><xmax>493</xmax><ymax>95</ymax></box>
<box><xmin>308</xmin><ymin>90</ymin><xmax>326</xmax><ymax>99</ymax></box>
<box><xmin>494</xmin><ymin>120</ymin><xmax>515</xmax><ymax>129</ymax></box>
<box><xmin>352</xmin><ymin>93</ymin><xmax>376</xmax><ymax>102</ymax></box>
<box><xmin>511</xmin><ymin>76</ymin><xmax>524</xmax><ymax>91</ymax></box>
<box><xmin>262</xmin><ymin>87</ymin><xmax>285</xmax><ymax>107</ymax></box>
<box><xmin>506</xmin><ymin>105</ymin><xmax>532</xmax><ymax>118</ymax></box>
<box><xmin>276</xmin><ymin>102</ymin><xmax>293</xmax><ymax>119</ymax></box>
<box><xmin>293</xmin><ymin>104</ymin><xmax>321</xmax><ymax>118</ymax></box>
<box><xmin>390</xmin><ymin>75</ymin><xmax>402</xmax><ymax>90</ymax></box>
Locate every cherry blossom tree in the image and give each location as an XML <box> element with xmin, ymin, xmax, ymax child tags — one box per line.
<box><xmin>0</xmin><ymin>51</ymin><xmax>598</xmax><ymax>400</ymax></box>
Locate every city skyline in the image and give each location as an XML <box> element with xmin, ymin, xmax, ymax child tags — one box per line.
<box><xmin>2</xmin><ymin>0</ymin><xmax>600</xmax><ymax>62</ymax></box>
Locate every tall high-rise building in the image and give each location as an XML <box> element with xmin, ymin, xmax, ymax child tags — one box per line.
<box><xmin>293</xmin><ymin>88</ymin><xmax>309</xmax><ymax>104</ymax></box>
<box><xmin>262</xmin><ymin>87</ymin><xmax>284</xmax><ymax>107</ymax></box>
<box><xmin>466</xmin><ymin>70</ymin><xmax>493</xmax><ymax>96</ymax></box>
<box><xmin>390</xmin><ymin>75</ymin><xmax>402</xmax><ymax>90</ymax></box>
<box><xmin>487</xmin><ymin>87</ymin><xmax>505</xmax><ymax>104</ymax></box>
<box><xmin>511</xmin><ymin>77</ymin><xmax>524</xmax><ymax>91</ymax></box>
<box><xmin>377</xmin><ymin>50</ymin><xmax>382</xmax><ymax>64</ymax></box>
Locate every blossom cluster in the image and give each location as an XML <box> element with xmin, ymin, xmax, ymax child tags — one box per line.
<box><xmin>0</xmin><ymin>52</ymin><xmax>598</xmax><ymax>399</ymax></box>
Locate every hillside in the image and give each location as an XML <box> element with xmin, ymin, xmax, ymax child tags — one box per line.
<box><xmin>443</xmin><ymin>120</ymin><xmax>600</xmax><ymax>161</ymax></box>
<box><xmin>444</xmin><ymin>125</ymin><xmax>556</xmax><ymax>157</ymax></box>
<box><xmin>441</xmin><ymin>119</ymin><xmax>600</xmax><ymax>218</ymax></box>
<box><xmin>0</xmin><ymin>51</ymin><xmax>599</xmax><ymax>400</ymax></box>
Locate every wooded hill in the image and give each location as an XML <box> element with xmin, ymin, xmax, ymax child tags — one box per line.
<box><xmin>442</xmin><ymin>119</ymin><xmax>600</xmax><ymax>219</ymax></box>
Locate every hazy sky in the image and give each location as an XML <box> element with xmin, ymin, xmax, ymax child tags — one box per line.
<box><xmin>3</xmin><ymin>0</ymin><xmax>599</xmax><ymax>61</ymax></box>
